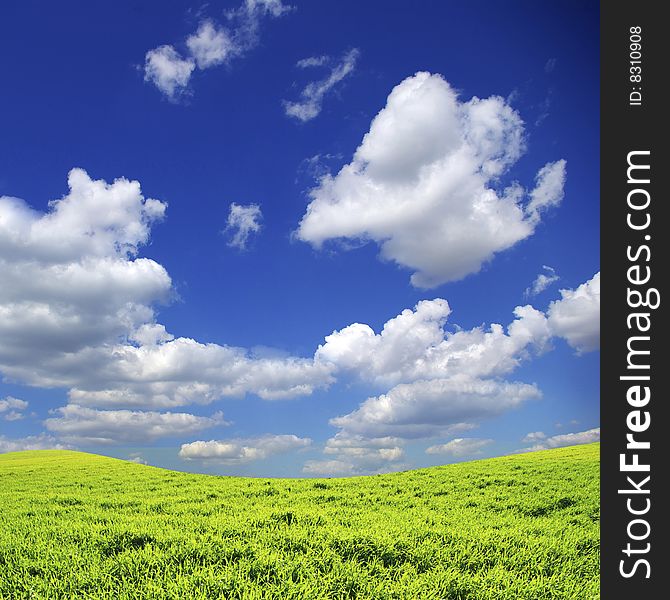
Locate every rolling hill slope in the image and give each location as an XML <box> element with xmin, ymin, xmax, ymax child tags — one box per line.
<box><xmin>0</xmin><ymin>444</ymin><xmax>599</xmax><ymax>599</ymax></box>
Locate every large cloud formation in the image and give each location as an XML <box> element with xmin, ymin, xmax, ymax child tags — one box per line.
<box><xmin>1</xmin><ymin>169</ymin><xmax>598</xmax><ymax>462</ymax></box>
<box><xmin>296</xmin><ymin>72</ymin><xmax>566</xmax><ymax>287</ymax></box>
<box><xmin>305</xmin><ymin>272</ymin><xmax>599</xmax><ymax>474</ymax></box>
<box><xmin>0</xmin><ymin>169</ymin><xmax>334</xmax><ymax>446</ymax></box>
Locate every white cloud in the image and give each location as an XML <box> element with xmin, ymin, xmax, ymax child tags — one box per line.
<box><xmin>522</xmin><ymin>431</ymin><xmax>546</xmax><ymax>443</ymax></box>
<box><xmin>296</xmin><ymin>55</ymin><xmax>328</xmax><ymax>68</ymax></box>
<box><xmin>244</xmin><ymin>0</ymin><xmax>293</xmax><ymax>17</ymax></box>
<box><xmin>0</xmin><ymin>169</ymin><xmax>335</xmax><ymax>415</ymax></box>
<box><xmin>283</xmin><ymin>49</ymin><xmax>359</xmax><ymax>122</ymax></box>
<box><xmin>0</xmin><ymin>396</ymin><xmax>28</xmax><ymax>421</ymax></box>
<box><xmin>143</xmin><ymin>46</ymin><xmax>195</xmax><ymax>100</ymax></box>
<box><xmin>0</xmin><ymin>396</ymin><xmax>28</xmax><ymax>412</ymax></box>
<box><xmin>426</xmin><ymin>437</ymin><xmax>494</xmax><ymax>457</ymax></box>
<box><xmin>520</xmin><ymin>427</ymin><xmax>600</xmax><ymax>452</ymax></box>
<box><xmin>0</xmin><ymin>169</ymin><xmax>170</xmax><ymax>379</ymax></box>
<box><xmin>0</xmin><ymin>169</ymin><xmax>598</xmax><ymax>450</ymax></box>
<box><xmin>179</xmin><ymin>434</ymin><xmax>310</xmax><ymax>463</ymax></box>
<box><xmin>302</xmin><ymin>459</ymin><xmax>356</xmax><ymax>477</ymax></box>
<box><xmin>330</xmin><ymin>378</ymin><xmax>540</xmax><ymax>440</ymax></box>
<box><xmin>311</xmin><ymin>273</ymin><xmax>599</xmax><ymax>472</ymax></box>
<box><xmin>186</xmin><ymin>21</ymin><xmax>234</xmax><ymax>69</ymax></box>
<box><xmin>144</xmin><ymin>1</ymin><xmax>291</xmax><ymax>99</ymax></box>
<box><xmin>525</xmin><ymin>265</ymin><xmax>560</xmax><ymax>297</ymax></box>
<box><xmin>225</xmin><ymin>203</ymin><xmax>262</xmax><ymax>249</ymax></box>
<box><xmin>323</xmin><ymin>432</ymin><xmax>405</xmax><ymax>463</ymax></box>
<box><xmin>45</xmin><ymin>405</ymin><xmax>225</xmax><ymax>445</ymax></box>
<box><xmin>527</xmin><ymin>160</ymin><xmax>566</xmax><ymax>221</ymax></box>
<box><xmin>316</xmin><ymin>299</ymin><xmax>552</xmax><ymax>387</ymax></box>
<box><xmin>0</xmin><ymin>434</ymin><xmax>69</xmax><ymax>453</ymax></box>
<box><xmin>296</xmin><ymin>72</ymin><xmax>567</xmax><ymax>287</ymax></box>
<box><xmin>547</xmin><ymin>272</ymin><xmax>600</xmax><ymax>353</ymax></box>
<box><xmin>127</xmin><ymin>453</ymin><xmax>148</xmax><ymax>465</ymax></box>
<box><xmin>65</xmin><ymin>340</ymin><xmax>334</xmax><ymax>409</ymax></box>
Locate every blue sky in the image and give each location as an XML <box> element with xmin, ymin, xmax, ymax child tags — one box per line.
<box><xmin>0</xmin><ymin>0</ymin><xmax>599</xmax><ymax>476</ymax></box>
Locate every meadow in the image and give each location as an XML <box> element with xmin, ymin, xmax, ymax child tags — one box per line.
<box><xmin>0</xmin><ymin>444</ymin><xmax>599</xmax><ymax>599</ymax></box>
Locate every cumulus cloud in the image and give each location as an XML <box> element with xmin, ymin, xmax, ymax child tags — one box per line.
<box><xmin>0</xmin><ymin>169</ymin><xmax>598</xmax><ymax>450</ymax></box>
<box><xmin>519</xmin><ymin>427</ymin><xmax>600</xmax><ymax>452</ymax></box>
<box><xmin>225</xmin><ymin>203</ymin><xmax>262</xmax><ymax>249</ymax></box>
<box><xmin>316</xmin><ymin>299</ymin><xmax>552</xmax><ymax>387</ymax></box>
<box><xmin>144</xmin><ymin>46</ymin><xmax>196</xmax><ymax>100</ymax></box>
<box><xmin>525</xmin><ymin>265</ymin><xmax>560</xmax><ymax>297</ymax></box>
<box><xmin>303</xmin><ymin>426</ymin><xmax>430</xmax><ymax>475</ymax></box>
<box><xmin>547</xmin><ymin>272</ymin><xmax>600</xmax><ymax>353</ymax></box>
<box><xmin>522</xmin><ymin>431</ymin><xmax>546</xmax><ymax>443</ymax></box>
<box><xmin>0</xmin><ymin>434</ymin><xmax>69</xmax><ymax>453</ymax></box>
<box><xmin>425</xmin><ymin>437</ymin><xmax>494</xmax><ymax>457</ymax></box>
<box><xmin>45</xmin><ymin>405</ymin><xmax>225</xmax><ymax>445</ymax></box>
<box><xmin>64</xmin><ymin>340</ymin><xmax>334</xmax><ymax>409</ymax></box>
<box><xmin>326</xmin><ymin>433</ymin><xmax>404</xmax><ymax>459</ymax></box>
<box><xmin>179</xmin><ymin>434</ymin><xmax>310</xmax><ymax>463</ymax></box>
<box><xmin>311</xmin><ymin>273</ymin><xmax>599</xmax><ymax>472</ymax></box>
<box><xmin>0</xmin><ymin>169</ymin><xmax>335</xmax><ymax>416</ymax></box>
<box><xmin>0</xmin><ymin>168</ymin><xmax>169</xmax><ymax>376</ymax></box>
<box><xmin>301</xmin><ymin>432</ymin><xmax>408</xmax><ymax>476</ymax></box>
<box><xmin>144</xmin><ymin>1</ymin><xmax>291</xmax><ymax>99</ymax></box>
<box><xmin>0</xmin><ymin>396</ymin><xmax>28</xmax><ymax>421</ymax></box>
<box><xmin>330</xmin><ymin>378</ymin><xmax>540</xmax><ymax>440</ymax></box>
<box><xmin>186</xmin><ymin>21</ymin><xmax>234</xmax><ymax>69</ymax></box>
<box><xmin>296</xmin><ymin>72</ymin><xmax>567</xmax><ymax>287</ymax></box>
<box><xmin>283</xmin><ymin>49</ymin><xmax>359</xmax><ymax>122</ymax></box>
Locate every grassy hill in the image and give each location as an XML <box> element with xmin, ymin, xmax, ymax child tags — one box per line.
<box><xmin>0</xmin><ymin>444</ymin><xmax>599</xmax><ymax>599</ymax></box>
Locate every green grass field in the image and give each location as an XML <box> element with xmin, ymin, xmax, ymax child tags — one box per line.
<box><xmin>0</xmin><ymin>444</ymin><xmax>599</xmax><ymax>599</ymax></box>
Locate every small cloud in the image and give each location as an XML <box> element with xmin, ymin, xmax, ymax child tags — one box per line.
<box><xmin>302</xmin><ymin>459</ymin><xmax>355</xmax><ymax>477</ymax></box>
<box><xmin>180</xmin><ymin>434</ymin><xmax>311</xmax><ymax>463</ymax></box>
<box><xmin>283</xmin><ymin>48</ymin><xmax>359</xmax><ymax>122</ymax></box>
<box><xmin>0</xmin><ymin>434</ymin><xmax>70</xmax><ymax>454</ymax></box>
<box><xmin>521</xmin><ymin>431</ymin><xmax>546</xmax><ymax>443</ymax></box>
<box><xmin>143</xmin><ymin>45</ymin><xmax>195</xmax><ymax>101</ymax></box>
<box><xmin>425</xmin><ymin>437</ymin><xmax>494</xmax><ymax>458</ymax></box>
<box><xmin>526</xmin><ymin>160</ymin><xmax>567</xmax><ymax>221</ymax></box>
<box><xmin>296</xmin><ymin>55</ymin><xmax>329</xmax><ymax>68</ymax></box>
<box><xmin>0</xmin><ymin>396</ymin><xmax>29</xmax><ymax>421</ymax></box>
<box><xmin>45</xmin><ymin>405</ymin><xmax>226</xmax><ymax>445</ymax></box>
<box><xmin>143</xmin><ymin>0</ymin><xmax>292</xmax><ymax>99</ymax></box>
<box><xmin>224</xmin><ymin>203</ymin><xmax>263</xmax><ymax>249</ymax></box>
<box><xmin>534</xmin><ymin>91</ymin><xmax>553</xmax><ymax>127</ymax></box>
<box><xmin>127</xmin><ymin>453</ymin><xmax>149</xmax><ymax>465</ymax></box>
<box><xmin>525</xmin><ymin>265</ymin><xmax>560</xmax><ymax>298</ymax></box>
<box><xmin>296</xmin><ymin>153</ymin><xmax>343</xmax><ymax>183</ymax></box>
<box><xmin>3</xmin><ymin>411</ymin><xmax>25</xmax><ymax>421</ymax></box>
<box><xmin>545</xmin><ymin>58</ymin><xmax>557</xmax><ymax>73</ymax></box>
<box><xmin>186</xmin><ymin>20</ymin><xmax>235</xmax><ymax>69</ymax></box>
<box><xmin>519</xmin><ymin>427</ymin><xmax>600</xmax><ymax>452</ymax></box>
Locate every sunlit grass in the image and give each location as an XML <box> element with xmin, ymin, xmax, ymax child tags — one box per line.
<box><xmin>0</xmin><ymin>444</ymin><xmax>599</xmax><ymax>599</ymax></box>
